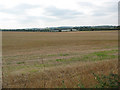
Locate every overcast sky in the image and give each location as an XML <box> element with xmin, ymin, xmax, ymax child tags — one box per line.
<box><xmin>0</xmin><ymin>0</ymin><xmax>119</xmax><ymax>29</ymax></box>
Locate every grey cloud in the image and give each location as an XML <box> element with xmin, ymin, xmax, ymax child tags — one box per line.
<box><xmin>92</xmin><ymin>2</ymin><xmax>117</xmax><ymax>17</ymax></box>
<box><xmin>0</xmin><ymin>3</ymin><xmax>42</xmax><ymax>24</ymax></box>
<box><xmin>77</xmin><ymin>1</ymin><xmax>117</xmax><ymax>17</ymax></box>
<box><xmin>44</xmin><ymin>6</ymin><xmax>83</xmax><ymax>19</ymax></box>
<box><xmin>92</xmin><ymin>12</ymin><xmax>108</xmax><ymax>16</ymax></box>
<box><xmin>18</xmin><ymin>15</ymin><xmax>59</xmax><ymax>24</ymax></box>
<box><xmin>78</xmin><ymin>2</ymin><xmax>96</xmax><ymax>8</ymax></box>
<box><xmin>16</xmin><ymin>16</ymin><xmax>40</xmax><ymax>24</ymax></box>
<box><xmin>0</xmin><ymin>3</ymin><xmax>59</xmax><ymax>23</ymax></box>
<box><xmin>0</xmin><ymin>3</ymin><xmax>40</xmax><ymax>15</ymax></box>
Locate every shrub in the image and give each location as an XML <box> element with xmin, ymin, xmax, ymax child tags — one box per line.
<box><xmin>16</xmin><ymin>62</ymin><xmax>25</xmax><ymax>64</ymax></box>
<box><xmin>93</xmin><ymin>73</ymin><xmax>119</xmax><ymax>88</ymax></box>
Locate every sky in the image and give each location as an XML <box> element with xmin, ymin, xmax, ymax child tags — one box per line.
<box><xmin>0</xmin><ymin>0</ymin><xmax>119</xmax><ymax>29</ymax></box>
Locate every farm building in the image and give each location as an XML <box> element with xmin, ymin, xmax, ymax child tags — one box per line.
<box><xmin>72</xmin><ymin>29</ymin><xmax>77</xmax><ymax>31</ymax></box>
<box><xmin>61</xmin><ymin>29</ymin><xmax>71</xmax><ymax>32</ymax></box>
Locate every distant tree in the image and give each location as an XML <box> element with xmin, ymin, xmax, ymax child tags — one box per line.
<box><xmin>59</xmin><ymin>30</ymin><xmax>61</xmax><ymax>32</ymax></box>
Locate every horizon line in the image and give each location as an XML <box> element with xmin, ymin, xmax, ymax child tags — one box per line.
<box><xmin>0</xmin><ymin>25</ymin><xmax>118</xmax><ymax>29</ymax></box>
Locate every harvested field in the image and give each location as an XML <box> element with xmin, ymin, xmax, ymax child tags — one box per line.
<box><xmin>2</xmin><ymin>31</ymin><xmax>118</xmax><ymax>88</ymax></box>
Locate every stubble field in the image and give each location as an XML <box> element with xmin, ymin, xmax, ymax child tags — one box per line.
<box><xmin>2</xmin><ymin>31</ymin><xmax>118</xmax><ymax>88</ymax></box>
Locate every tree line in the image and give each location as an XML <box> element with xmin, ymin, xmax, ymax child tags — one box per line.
<box><xmin>0</xmin><ymin>26</ymin><xmax>119</xmax><ymax>32</ymax></box>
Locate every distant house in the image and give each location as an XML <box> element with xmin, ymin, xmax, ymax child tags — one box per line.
<box><xmin>61</xmin><ymin>29</ymin><xmax>71</xmax><ymax>32</ymax></box>
<box><xmin>72</xmin><ymin>29</ymin><xmax>77</xmax><ymax>31</ymax></box>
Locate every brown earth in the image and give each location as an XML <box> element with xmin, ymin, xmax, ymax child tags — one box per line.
<box><xmin>2</xmin><ymin>31</ymin><xmax>118</xmax><ymax>88</ymax></box>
